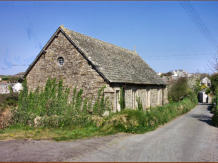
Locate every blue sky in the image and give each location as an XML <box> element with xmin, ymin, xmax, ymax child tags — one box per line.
<box><xmin>0</xmin><ymin>1</ymin><xmax>218</xmax><ymax>75</ymax></box>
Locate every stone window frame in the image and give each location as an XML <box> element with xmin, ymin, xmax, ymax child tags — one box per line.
<box><xmin>57</xmin><ymin>56</ymin><xmax>64</xmax><ymax>66</ymax></box>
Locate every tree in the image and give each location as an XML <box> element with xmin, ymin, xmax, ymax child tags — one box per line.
<box><xmin>210</xmin><ymin>73</ymin><xmax>218</xmax><ymax>94</ymax></box>
<box><xmin>168</xmin><ymin>77</ymin><xmax>191</xmax><ymax>102</ymax></box>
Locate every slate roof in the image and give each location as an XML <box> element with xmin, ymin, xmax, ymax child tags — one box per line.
<box><xmin>25</xmin><ymin>26</ymin><xmax>165</xmax><ymax>85</ymax></box>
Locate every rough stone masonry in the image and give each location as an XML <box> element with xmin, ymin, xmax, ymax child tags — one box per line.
<box><xmin>24</xmin><ymin>26</ymin><xmax>168</xmax><ymax>111</ymax></box>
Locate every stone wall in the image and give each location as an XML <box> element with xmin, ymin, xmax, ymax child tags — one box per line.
<box><xmin>0</xmin><ymin>84</ymin><xmax>10</xmax><ymax>94</ymax></box>
<box><xmin>111</xmin><ymin>85</ymin><xmax>168</xmax><ymax>111</ymax></box>
<box><xmin>26</xmin><ymin>31</ymin><xmax>109</xmax><ymax>100</ymax></box>
<box><xmin>26</xmin><ymin>30</ymin><xmax>168</xmax><ymax>112</ymax></box>
<box><xmin>163</xmin><ymin>87</ymin><xmax>168</xmax><ymax>104</ymax></box>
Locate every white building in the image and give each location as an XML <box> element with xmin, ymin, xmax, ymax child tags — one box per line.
<box><xmin>200</xmin><ymin>77</ymin><xmax>211</xmax><ymax>87</ymax></box>
<box><xmin>12</xmin><ymin>83</ymin><xmax>23</xmax><ymax>93</ymax></box>
<box><xmin>171</xmin><ymin>69</ymin><xmax>188</xmax><ymax>78</ymax></box>
<box><xmin>198</xmin><ymin>91</ymin><xmax>208</xmax><ymax>103</ymax></box>
<box><xmin>157</xmin><ymin>72</ymin><xmax>162</xmax><ymax>76</ymax></box>
<box><xmin>0</xmin><ymin>82</ymin><xmax>23</xmax><ymax>94</ymax></box>
<box><xmin>0</xmin><ymin>83</ymin><xmax>10</xmax><ymax>94</ymax></box>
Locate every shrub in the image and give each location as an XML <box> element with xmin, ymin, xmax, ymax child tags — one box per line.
<box><xmin>211</xmin><ymin>73</ymin><xmax>218</xmax><ymax>94</ymax></box>
<box><xmin>210</xmin><ymin>73</ymin><xmax>218</xmax><ymax>127</ymax></box>
<box><xmin>2</xmin><ymin>76</ymin><xmax>20</xmax><ymax>83</ymax></box>
<box><xmin>101</xmin><ymin>96</ymin><xmax>197</xmax><ymax>134</ymax></box>
<box><xmin>0</xmin><ymin>92</ymin><xmax>18</xmax><ymax>129</ymax></box>
<box><xmin>168</xmin><ymin>77</ymin><xmax>192</xmax><ymax>102</ymax></box>
<box><xmin>2</xmin><ymin>77</ymin><xmax>9</xmax><ymax>81</ymax></box>
<box><xmin>136</xmin><ymin>96</ymin><xmax>143</xmax><ymax>111</ymax></box>
<box><xmin>160</xmin><ymin>72</ymin><xmax>173</xmax><ymax>77</ymax></box>
<box><xmin>193</xmin><ymin>79</ymin><xmax>201</xmax><ymax>94</ymax></box>
<box><xmin>92</xmin><ymin>86</ymin><xmax>109</xmax><ymax>115</ymax></box>
<box><xmin>205</xmin><ymin>87</ymin><xmax>211</xmax><ymax>94</ymax></box>
<box><xmin>211</xmin><ymin>88</ymin><xmax>218</xmax><ymax>126</ymax></box>
<box><xmin>119</xmin><ymin>87</ymin><xmax>125</xmax><ymax>111</ymax></box>
<box><xmin>11</xmin><ymin>78</ymin><xmax>110</xmax><ymax>128</ymax></box>
<box><xmin>0</xmin><ymin>92</ymin><xmax>18</xmax><ymax>115</ymax></box>
<box><xmin>212</xmin><ymin>112</ymin><xmax>218</xmax><ymax>127</ymax></box>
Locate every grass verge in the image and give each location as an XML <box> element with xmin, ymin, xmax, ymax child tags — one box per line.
<box><xmin>0</xmin><ymin>125</ymin><xmax>107</xmax><ymax>141</ymax></box>
<box><xmin>0</xmin><ymin>96</ymin><xmax>197</xmax><ymax>141</ymax></box>
<box><xmin>101</xmin><ymin>96</ymin><xmax>197</xmax><ymax>134</ymax></box>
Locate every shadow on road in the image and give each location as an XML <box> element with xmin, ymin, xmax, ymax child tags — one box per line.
<box><xmin>190</xmin><ymin>105</ymin><xmax>213</xmax><ymax>126</ymax></box>
<box><xmin>198</xmin><ymin>103</ymin><xmax>212</xmax><ymax>106</ymax></box>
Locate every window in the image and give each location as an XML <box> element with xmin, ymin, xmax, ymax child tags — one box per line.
<box><xmin>57</xmin><ymin>57</ymin><xmax>64</xmax><ymax>66</ymax></box>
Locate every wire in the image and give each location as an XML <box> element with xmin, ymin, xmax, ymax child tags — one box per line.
<box><xmin>180</xmin><ymin>1</ymin><xmax>218</xmax><ymax>49</ymax></box>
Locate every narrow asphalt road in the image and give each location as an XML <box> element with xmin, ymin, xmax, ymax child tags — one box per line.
<box><xmin>0</xmin><ymin>104</ymin><xmax>217</xmax><ymax>162</ymax></box>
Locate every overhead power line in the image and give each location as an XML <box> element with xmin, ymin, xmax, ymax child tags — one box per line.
<box><xmin>180</xmin><ymin>2</ymin><xmax>218</xmax><ymax>49</ymax></box>
<box><xmin>180</xmin><ymin>2</ymin><xmax>218</xmax><ymax>73</ymax></box>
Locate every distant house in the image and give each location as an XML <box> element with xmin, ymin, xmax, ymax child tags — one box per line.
<box><xmin>198</xmin><ymin>91</ymin><xmax>208</xmax><ymax>103</ymax></box>
<box><xmin>200</xmin><ymin>77</ymin><xmax>211</xmax><ymax>87</ymax></box>
<box><xmin>12</xmin><ymin>83</ymin><xmax>23</xmax><ymax>93</ymax></box>
<box><xmin>24</xmin><ymin>25</ymin><xmax>168</xmax><ymax>111</ymax></box>
<box><xmin>171</xmin><ymin>69</ymin><xmax>188</xmax><ymax>78</ymax></box>
<box><xmin>197</xmin><ymin>77</ymin><xmax>212</xmax><ymax>104</ymax></box>
<box><xmin>0</xmin><ymin>81</ymin><xmax>23</xmax><ymax>94</ymax></box>
<box><xmin>0</xmin><ymin>81</ymin><xmax>10</xmax><ymax>94</ymax></box>
<box><xmin>198</xmin><ymin>90</ymin><xmax>213</xmax><ymax>104</ymax></box>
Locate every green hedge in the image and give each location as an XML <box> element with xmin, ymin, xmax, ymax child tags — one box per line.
<box><xmin>212</xmin><ymin>88</ymin><xmax>218</xmax><ymax>127</ymax></box>
<box><xmin>101</xmin><ymin>95</ymin><xmax>197</xmax><ymax>134</ymax></box>
<box><xmin>211</xmin><ymin>73</ymin><xmax>218</xmax><ymax>127</ymax></box>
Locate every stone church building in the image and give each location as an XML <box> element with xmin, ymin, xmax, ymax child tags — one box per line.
<box><xmin>24</xmin><ymin>26</ymin><xmax>168</xmax><ymax>111</ymax></box>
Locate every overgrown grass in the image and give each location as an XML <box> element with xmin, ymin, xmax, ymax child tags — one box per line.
<box><xmin>0</xmin><ymin>96</ymin><xmax>197</xmax><ymax>140</ymax></box>
<box><xmin>0</xmin><ymin>78</ymin><xmax>198</xmax><ymax>140</ymax></box>
<box><xmin>0</xmin><ymin>93</ymin><xmax>18</xmax><ymax>129</ymax></box>
<box><xmin>10</xmin><ymin>78</ymin><xmax>110</xmax><ymax>128</ymax></box>
<box><xmin>0</xmin><ymin>93</ymin><xmax>18</xmax><ymax>114</ymax></box>
<box><xmin>1</xmin><ymin>78</ymin><xmax>112</xmax><ymax>140</ymax></box>
<box><xmin>101</xmin><ymin>95</ymin><xmax>197</xmax><ymax>134</ymax></box>
<box><xmin>0</xmin><ymin>125</ymin><xmax>105</xmax><ymax>141</ymax></box>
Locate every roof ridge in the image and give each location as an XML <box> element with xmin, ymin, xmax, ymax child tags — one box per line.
<box><xmin>59</xmin><ymin>25</ymin><xmax>165</xmax><ymax>85</ymax></box>
<box><xmin>61</xmin><ymin>26</ymin><xmax>138</xmax><ymax>56</ymax></box>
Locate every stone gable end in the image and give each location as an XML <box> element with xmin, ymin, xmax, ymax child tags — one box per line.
<box><xmin>26</xmin><ymin>31</ymin><xmax>109</xmax><ymax>99</ymax></box>
<box><xmin>25</xmin><ymin>27</ymin><xmax>168</xmax><ymax>111</ymax></box>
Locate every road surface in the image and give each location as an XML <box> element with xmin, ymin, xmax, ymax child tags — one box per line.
<box><xmin>0</xmin><ymin>104</ymin><xmax>217</xmax><ymax>161</ymax></box>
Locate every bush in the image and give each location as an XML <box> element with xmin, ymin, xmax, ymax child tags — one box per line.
<box><xmin>193</xmin><ymin>79</ymin><xmax>201</xmax><ymax>94</ymax></box>
<box><xmin>11</xmin><ymin>78</ymin><xmax>110</xmax><ymax>128</ymax></box>
<box><xmin>101</xmin><ymin>96</ymin><xmax>197</xmax><ymax>134</ymax></box>
<box><xmin>0</xmin><ymin>93</ymin><xmax>18</xmax><ymax>114</ymax></box>
<box><xmin>2</xmin><ymin>76</ymin><xmax>20</xmax><ymax>83</ymax></box>
<box><xmin>211</xmin><ymin>73</ymin><xmax>218</xmax><ymax>94</ymax></box>
<box><xmin>168</xmin><ymin>77</ymin><xmax>192</xmax><ymax>102</ymax></box>
<box><xmin>210</xmin><ymin>73</ymin><xmax>218</xmax><ymax>127</ymax></box>
<box><xmin>0</xmin><ymin>92</ymin><xmax>18</xmax><ymax>129</ymax></box>
<box><xmin>136</xmin><ymin>97</ymin><xmax>143</xmax><ymax>111</ymax></box>
<box><xmin>119</xmin><ymin>87</ymin><xmax>125</xmax><ymax>111</ymax></box>
<box><xmin>211</xmin><ymin>89</ymin><xmax>218</xmax><ymax>126</ymax></box>
<box><xmin>212</xmin><ymin>112</ymin><xmax>218</xmax><ymax>127</ymax></box>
